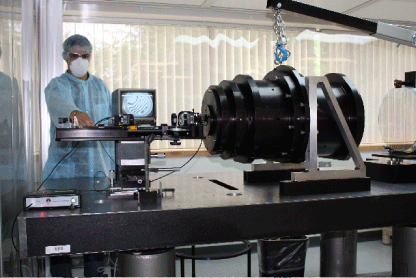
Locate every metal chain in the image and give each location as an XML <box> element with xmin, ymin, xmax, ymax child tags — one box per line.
<box><xmin>273</xmin><ymin>4</ymin><xmax>290</xmax><ymax>65</ymax></box>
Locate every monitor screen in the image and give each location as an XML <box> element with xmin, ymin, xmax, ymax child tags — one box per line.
<box><xmin>121</xmin><ymin>92</ymin><xmax>155</xmax><ymax>118</ymax></box>
<box><xmin>112</xmin><ymin>89</ymin><xmax>156</xmax><ymax>125</ymax></box>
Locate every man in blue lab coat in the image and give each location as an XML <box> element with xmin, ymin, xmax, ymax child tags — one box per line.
<box><xmin>43</xmin><ymin>34</ymin><xmax>113</xmax><ymax>277</ymax></box>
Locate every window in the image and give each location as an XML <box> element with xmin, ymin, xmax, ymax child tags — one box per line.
<box><xmin>59</xmin><ymin>18</ymin><xmax>416</xmax><ymax>149</ymax></box>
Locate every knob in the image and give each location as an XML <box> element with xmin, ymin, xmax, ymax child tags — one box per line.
<box><xmin>171</xmin><ymin>113</ymin><xmax>178</xmax><ymax>126</ymax></box>
<box><xmin>170</xmin><ymin>140</ymin><xmax>181</xmax><ymax>146</ymax></box>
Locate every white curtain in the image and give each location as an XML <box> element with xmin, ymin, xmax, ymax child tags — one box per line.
<box><xmin>61</xmin><ymin>21</ymin><xmax>416</xmax><ymax>149</ymax></box>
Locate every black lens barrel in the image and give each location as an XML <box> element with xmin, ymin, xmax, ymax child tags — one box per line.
<box><xmin>201</xmin><ymin>65</ymin><xmax>365</xmax><ymax>163</ymax></box>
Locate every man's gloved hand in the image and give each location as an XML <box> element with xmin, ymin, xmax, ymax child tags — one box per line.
<box><xmin>69</xmin><ymin>110</ymin><xmax>94</xmax><ymax>126</ymax></box>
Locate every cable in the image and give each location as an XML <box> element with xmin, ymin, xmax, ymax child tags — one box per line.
<box><xmin>99</xmin><ymin>141</ymin><xmax>116</xmax><ymax>164</ymax></box>
<box><xmin>95</xmin><ymin>116</ymin><xmax>113</xmax><ymax>126</ymax></box>
<box><xmin>95</xmin><ymin>117</ymin><xmax>117</xmax><ymax>166</ymax></box>
<box><xmin>11</xmin><ymin>204</ymin><xmax>33</xmax><ymax>253</ymax></box>
<box><xmin>150</xmin><ymin>140</ymin><xmax>203</xmax><ymax>183</ymax></box>
<box><xmin>22</xmin><ymin>265</ymin><xmax>33</xmax><ymax>277</ymax></box>
<box><xmin>94</xmin><ymin>171</ymin><xmax>110</xmax><ymax>192</ymax></box>
<box><xmin>36</xmin><ymin>142</ymin><xmax>80</xmax><ymax>191</ymax></box>
<box><xmin>113</xmin><ymin>256</ymin><xmax>118</xmax><ymax>277</ymax></box>
<box><xmin>37</xmin><ymin>116</ymin><xmax>112</xmax><ymax>192</ymax></box>
<box><xmin>150</xmin><ymin>170</ymin><xmax>175</xmax><ymax>183</ymax></box>
<box><xmin>178</xmin><ymin>140</ymin><xmax>203</xmax><ymax>169</ymax></box>
<box><xmin>107</xmin><ymin>253</ymin><xmax>116</xmax><ymax>266</ymax></box>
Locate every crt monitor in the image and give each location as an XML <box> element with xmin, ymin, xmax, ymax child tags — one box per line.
<box><xmin>112</xmin><ymin>89</ymin><xmax>156</xmax><ymax>125</ymax></box>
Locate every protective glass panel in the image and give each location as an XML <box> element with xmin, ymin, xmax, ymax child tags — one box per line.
<box><xmin>378</xmin><ymin>88</ymin><xmax>416</xmax><ymax>150</ymax></box>
<box><xmin>0</xmin><ymin>0</ymin><xmax>38</xmax><ymax>276</ymax></box>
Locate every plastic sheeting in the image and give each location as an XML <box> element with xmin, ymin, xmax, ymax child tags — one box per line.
<box><xmin>258</xmin><ymin>236</ymin><xmax>308</xmax><ymax>277</ymax></box>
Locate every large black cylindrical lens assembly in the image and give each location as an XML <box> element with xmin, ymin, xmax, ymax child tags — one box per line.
<box><xmin>201</xmin><ymin>65</ymin><xmax>365</xmax><ymax>164</ymax></box>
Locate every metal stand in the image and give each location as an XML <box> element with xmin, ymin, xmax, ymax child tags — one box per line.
<box><xmin>244</xmin><ymin>162</ymin><xmax>305</xmax><ymax>184</ymax></box>
<box><xmin>295</xmin><ymin>77</ymin><xmax>366</xmax><ymax>181</ymax></box>
<box><xmin>176</xmin><ymin>241</ymin><xmax>252</xmax><ymax>277</ymax></box>
<box><xmin>281</xmin><ymin>76</ymin><xmax>370</xmax><ymax>196</ymax></box>
<box><xmin>110</xmin><ymin>136</ymin><xmax>176</xmax><ymax>202</ymax></box>
<box><xmin>117</xmin><ymin>248</ymin><xmax>176</xmax><ymax>277</ymax></box>
<box><xmin>392</xmin><ymin>225</ymin><xmax>416</xmax><ymax>276</ymax></box>
<box><xmin>320</xmin><ymin>230</ymin><xmax>357</xmax><ymax>277</ymax></box>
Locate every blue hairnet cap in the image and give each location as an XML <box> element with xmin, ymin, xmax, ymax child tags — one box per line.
<box><xmin>62</xmin><ymin>34</ymin><xmax>93</xmax><ymax>60</ymax></box>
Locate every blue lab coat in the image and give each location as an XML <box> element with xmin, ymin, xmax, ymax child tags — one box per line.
<box><xmin>43</xmin><ymin>71</ymin><xmax>114</xmax><ymax>179</ymax></box>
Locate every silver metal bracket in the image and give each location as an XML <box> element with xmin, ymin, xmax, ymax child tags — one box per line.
<box><xmin>252</xmin><ymin>161</ymin><xmax>306</xmax><ymax>171</ymax></box>
<box><xmin>291</xmin><ymin>76</ymin><xmax>366</xmax><ymax>182</ymax></box>
<box><xmin>375</xmin><ymin>22</ymin><xmax>416</xmax><ymax>48</ymax></box>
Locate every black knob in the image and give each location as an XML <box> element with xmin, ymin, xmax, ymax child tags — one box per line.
<box><xmin>58</xmin><ymin>118</ymin><xmax>68</xmax><ymax>124</ymax></box>
<box><xmin>171</xmin><ymin>113</ymin><xmax>178</xmax><ymax>126</ymax></box>
<box><xmin>170</xmin><ymin>140</ymin><xmax>181</xmax><ymax>146</ymax></box>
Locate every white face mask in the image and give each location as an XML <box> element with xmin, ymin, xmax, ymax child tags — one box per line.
<box><xmin>70</xmin><ymin>57</ymin><xmax>89</xmax><ymax>78</ymax></box>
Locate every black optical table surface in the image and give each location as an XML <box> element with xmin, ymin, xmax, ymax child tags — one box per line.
<box><xmin>18</xmin><ymin>172</ymin><xmax>416</xmax><ymax>258</ymax></box>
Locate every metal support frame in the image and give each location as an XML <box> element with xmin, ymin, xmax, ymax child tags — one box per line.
<box><xmin>117</xmin><ymin>248</ymin><xmax>176</xmax><ymax>277</ymax></box>
<box><xmin>251</xmin><ymin>161</ymin><xmax>306</xmax><ymax>171</ymax></box>
<box><xmin>267</xmin><ymin>0</ymin><xmax>416</xmax><ymax>48</ymax></box>
<box><xmin>144</xmin><ymin>136</ymin><xmax>150</xmax><ymax>191</ymax></box>
<box><xmin>177</xmin><ymin>241</ymin><xmax>252</xmax><ymax>277</ymax></box>
<box><xmin>291</xmin><ymin>76</ymin><xmax>366</xmax><ymax>182</ymax></box>
<box><xmin>320</xmin><ymin>230</ymin><xmax>357</xmax><ymax>277</ymax></box>
<box><xmin>392</xmin><ymin>225</ymin><xmax>416</xmax><ymax>276</ymax></box>
<box><xmin>374</xmin><ymin>22</ymin><xmax>416</xmax><ymax>47</ymax></box>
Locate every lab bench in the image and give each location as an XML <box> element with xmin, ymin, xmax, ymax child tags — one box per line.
<box><xmin>18</xmin><ymin>172</ymin><xmax>416</xmax><ymax>258</ymax></box>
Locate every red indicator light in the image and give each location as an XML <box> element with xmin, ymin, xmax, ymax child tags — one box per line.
<box><xmin>40</xmin><ymin>212</ymin><xmax>45</xmax><ymax>217</ymax></box>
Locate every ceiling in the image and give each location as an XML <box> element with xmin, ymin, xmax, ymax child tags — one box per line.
<box><xmin>123</xmin><ymin>0</ymin><xmax>416</xmax><ymax>23</ymax></box>
<box><xmin>66</xmin><ymin>0</ymin><xmax>416</xmax><ymax>32</ymax></box>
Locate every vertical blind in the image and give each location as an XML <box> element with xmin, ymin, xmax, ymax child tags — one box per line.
<box><xmin>61</xmin><ymin>22</ymin><xmax>416</xmax><ymax>150</ymax></box>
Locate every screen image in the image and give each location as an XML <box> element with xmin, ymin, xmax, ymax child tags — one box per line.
<box><xmin>121</xmin><ymin>92</ymin><xmax>154</xmax><ymax>117</ymax></box>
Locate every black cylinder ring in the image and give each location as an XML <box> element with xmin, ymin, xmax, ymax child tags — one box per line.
<box><xmin>201</xmin><ymin>66</ymin><xmax>365</xmax><ymax>163</ymax></box>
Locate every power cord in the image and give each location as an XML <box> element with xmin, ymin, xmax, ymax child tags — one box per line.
<box><xmin>11</xmin><ymin>204</ymin><xmax>33</xmax><ymax>253</ymax></box>
<box><xmin>150</xmin><ymin>140</ymin><xmax>203</xmax><ymax>183</ymax></box>
<box><xmin>99</xmin><ymin>141</ymin><xmax>116</xmax><ymax>164</ymax></box>
<box><xmin>22</xmin><ymin>264</ymin><xmax>33</xmax><ymax>277</ymax></box>
<box><xmin>95</xmin><ymin>117</ymin><xmax>116</xmax><ymax>165</ymax></box>
<box><xmin>37</xmin><ymin>142</ymin><xmax>79</xmax><ymax>191</ymax></box>
<box><xmin>95</xmin><ymin>116</ymin><xmax>113</xmax><ymax>126</ymax></box>
<box><xmin>37</xmin><ymin>116</ymin><xmax>113</xmax><ymax>192</ymax></box>
<box><xmin>93</xmin><ymin>171</ymin><xmax>111</xmax><ymax>192</ymax></box>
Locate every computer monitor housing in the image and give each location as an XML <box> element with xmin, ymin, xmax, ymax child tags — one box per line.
<box><xmin>112</xmin><ymin>89</ymin><xmax>156</xmax><ymax>125</ymax></box>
